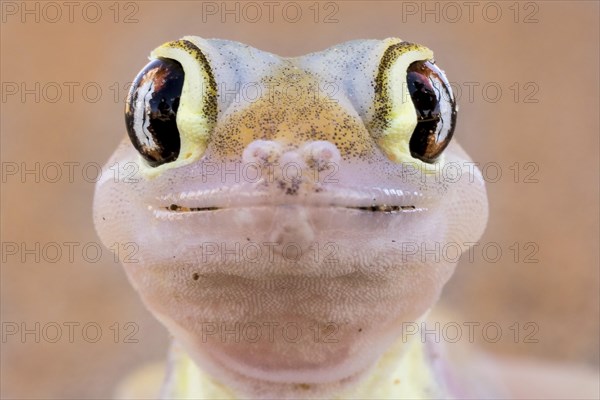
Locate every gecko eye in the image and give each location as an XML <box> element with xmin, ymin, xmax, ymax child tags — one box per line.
<box><xmin>406</xmin><ymin>60</ymin><xmax>457</xmax><ymax>163</ymax></box>
<box><xmin>125</xmin><ymin>57</ymin><xmax>184</xmax><ymax>167</ymax></box>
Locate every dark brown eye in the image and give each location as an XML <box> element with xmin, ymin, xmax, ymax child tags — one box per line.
<box><xmin>125</xmin><ymin>58</ymin><xmax>184</xmax><ymax>167</ymax></box>
<box><xmin>406</xmin><ymin>60</ymin><xmax>456</xmax><ymax>163</ymax></box>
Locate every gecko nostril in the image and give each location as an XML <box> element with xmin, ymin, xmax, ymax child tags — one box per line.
<box><xmin>242</xmin><ymin>140</ymin><xmax>283</xmax><ymax>165</ymax></box>
<box><xmin>301</xmin><ymin>141</ymin><xmax>342</xmax><ymax>170</ymax></box>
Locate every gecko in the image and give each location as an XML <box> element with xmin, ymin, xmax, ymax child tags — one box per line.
<box><xmin>93</xmin><ymin>36</ymin><xmax>490</xmax><ymax>399</ymax></box>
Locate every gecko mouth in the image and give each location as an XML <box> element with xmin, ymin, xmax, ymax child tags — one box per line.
<box><xmin>153</xmin><ymin>185</ymin><xmax>432</xmax><ymax>215</ymax></box>
<box><xmin>163</xmin><ymin>204</ymin><xmax>421</xmax><ymax>213</ymax></box>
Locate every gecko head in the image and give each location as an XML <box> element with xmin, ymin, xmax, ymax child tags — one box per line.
<box><xmin>93</xmin><ymin>37</ymin><xmax>488</xmax><ymax>395</ymax></box>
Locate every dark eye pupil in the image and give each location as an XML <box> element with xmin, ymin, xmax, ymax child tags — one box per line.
<box><xmin>125</xmin><ymin>58</ymin><xmax>184</xmax><ymax>167</ymax></box>
<box><xmin>406</xmin><ymin>60</ymin><xmax>456</xmax><ymax>163</ymax></box>
<box><xmin>408</xmin><ymin>75</ymin><xmax>437</xmax><ymax>118</ymax></box>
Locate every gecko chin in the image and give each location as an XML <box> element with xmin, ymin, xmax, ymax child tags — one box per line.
<box><xmin>148</xmin><ymin>291</ymin><xmax>437</xmax><ymax>395</ymax></box>
<box><xmin>163</xmin><ymin>314</ymin><xmax>393</xmax><ymax>384</ymax></box>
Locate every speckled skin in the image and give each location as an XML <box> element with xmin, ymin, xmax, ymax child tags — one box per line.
<box><xmin>94</xmin><ymin>37</ymin><xmax>489</xmax><ymax>399</ymax></box>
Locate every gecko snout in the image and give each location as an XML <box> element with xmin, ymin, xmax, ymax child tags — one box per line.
<box><xmin>241</xmin><ymin>140</ymin><xmax>341</xmax><ymax>194</ymax></box>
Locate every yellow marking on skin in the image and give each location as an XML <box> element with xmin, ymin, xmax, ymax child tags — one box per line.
<box><xmin>372</xmin><ymin>38</ymin><xmax>443</xmax><ymax>172</ymax></box>
<box><xmin>141</xmin><ymin>39</ymin><xmax>217</xmax><ymax>178</ymax></box>
<box><xmin>210</xmin><ymin>68</ymin><xmax>375</xmax><ymax>160</ymax></box>
<box><xmin>161</xmin><ymin>320</ymin><xmax>442</xmax><ymax>399</ymax></box>
<box><xmin>168</xmin><ymin>344</ymin><xmax>237</xmax><ymax>399</ymax></box>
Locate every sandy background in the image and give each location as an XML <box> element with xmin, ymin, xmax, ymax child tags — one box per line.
<box><xmin>1</xmin><ymin>1</ymin><xmax>598</xmax><ymax>398</ymax></box>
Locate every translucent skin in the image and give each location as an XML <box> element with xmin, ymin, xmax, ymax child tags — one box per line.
<box><xmin>94</xmin><ymin>38</ymin><xmax>488</xmax><ymax>398</ymax></box>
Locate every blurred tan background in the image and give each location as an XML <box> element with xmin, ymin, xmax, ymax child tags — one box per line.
<box><xmin>1</xmin><ymin>1</ymin><xmax>598</xmax><ymax>398</ymax></box>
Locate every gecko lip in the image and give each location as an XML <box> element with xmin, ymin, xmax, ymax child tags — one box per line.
<box><xmin>161</xmin><ymin>204</ymin><xmax>423</xmax><ymax>213</ymax></box>
<box><xmin>152</xmin><ymin>185</ymin><xmax>433</xmax><ymax>215</ymax></box>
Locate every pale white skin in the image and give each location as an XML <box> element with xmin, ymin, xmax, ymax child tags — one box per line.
<box><xmin>94</xmin><ymin>37</ymin><xmax>488</xmax><ymax>399</ymax></box>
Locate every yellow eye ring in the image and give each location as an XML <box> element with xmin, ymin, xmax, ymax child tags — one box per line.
<box><xmin>370</xmin><ymin>38</ymin><xmax>456</xmax><ymax>172</ymax></box>
<box><xmin>125</xmin><ymin>38</ymin><xmax>218</xmax><ymax>178</ymax></box>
